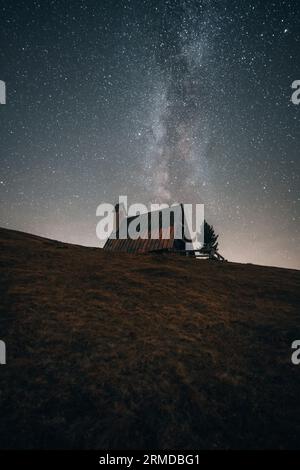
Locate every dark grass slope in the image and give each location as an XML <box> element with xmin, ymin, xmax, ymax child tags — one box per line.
<box><xmin>0</xmin><ymin>227</ymin><xmax>299</xmax><ymax>449</ymax></box>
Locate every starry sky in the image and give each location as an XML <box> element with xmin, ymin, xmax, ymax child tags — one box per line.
<box><xmin>0</xmin><ymin>0</ymin><xmax>299</xmax><ymax>268</ymax></box>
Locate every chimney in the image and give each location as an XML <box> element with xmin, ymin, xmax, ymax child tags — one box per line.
<box><xmin>115</xmin><ymin>203</ymin><xmax>120</xmax><ymax>238</ymax></box>
<box><xmin>114</xmin><ymin>203</ymin><xmax>126</xmax><ymax>239</ymax></box>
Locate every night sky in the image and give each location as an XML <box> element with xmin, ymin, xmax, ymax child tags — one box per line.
<box><xmin>0</xmin><ymin>0</ymin><xmax>299</xmax><ymax>268</ymax></box>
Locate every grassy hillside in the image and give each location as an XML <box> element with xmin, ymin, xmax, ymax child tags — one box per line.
<box><xmin>0</xmin><ymin>227</ymin><xmax>299</xmax><ymax>449</ymax></box>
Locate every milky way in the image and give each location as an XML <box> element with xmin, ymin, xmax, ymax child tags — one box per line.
<box><xmin>142</xmin><ymin>2</ymin><xmax>216</xmax><ymax>204</ymax></box>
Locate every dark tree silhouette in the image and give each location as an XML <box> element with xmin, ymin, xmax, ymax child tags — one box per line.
<box><xmin>201</xmin><ymin>220</ymin><xmax>219</xmax><ymax>252</ymax></box>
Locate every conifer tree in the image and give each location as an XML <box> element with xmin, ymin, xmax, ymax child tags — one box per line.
<box><xmin>202</xmin><ymin>220</ymin><xmax>219</xmax><ymax>252</ymax></box>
